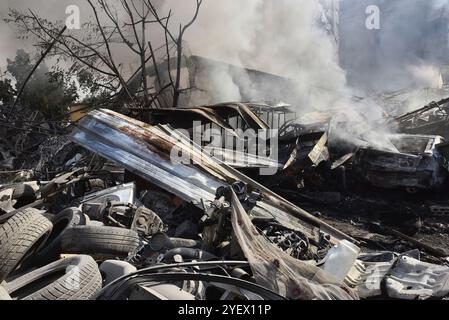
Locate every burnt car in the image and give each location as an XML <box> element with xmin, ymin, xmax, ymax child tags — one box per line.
<box><xmin>352</xmin><ymin>134</ymin><xmax>448</xmax><ymax>192</ymax></box>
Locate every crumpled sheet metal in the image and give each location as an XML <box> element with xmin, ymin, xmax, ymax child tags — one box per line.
<box><xmin>70</xmin><ymin>109</ymin><xmax>227</xmax><ymax>207</ymax></box>
<box><xmin>386</xmin><ymin>256</ymin><xmax>449</xmax><ymax>300</ymax></box>
<box><xmin>71</xmin><ymin>109</ymin><xmax>354</xmax><ymax>244</ymax></box>
<box><xmin>205</xmin><ymin>102</ymin><xmax>270</xmax><ymax>130</ymax></box>
<box><xmin>146</xmin><ymin>107</ymin><xmax>238</xmax><ymax>135</ymax></box>
<box><xmin>308</xmin><ymin>132</ymin><xmax>329</xmax><ymax>166</ymax></box>
<box><xmin>144</xmin><ymin>102</ymin><xmax>270</xmax><ymax>135</ymax></box>
<box><xmin>230</xmin><ymin>189</ymin><xmax>359</xmax><ymax>300</ymax></box>
<box><xmin>161</xmin><ymin>123</ymin><xmax>281</xmax><ymax>169</ymax></box>
<box><xmin>159</xmin><ymin>123</ymin><xmax>354</xmax><ymax>243</ymax></box>
<box><xmin>347</xmin><ymin>251</ymin><xmax>449</xmax><ymax>300</ymax></box>
<box><xmin>207</xmin><ymin>147</ymin><xmax>282</xmax><ymax>169</ymax></box>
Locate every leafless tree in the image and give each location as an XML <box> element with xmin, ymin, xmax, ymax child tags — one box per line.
<box><xmin>6</xmin><ymin>0</ymin><xmax>203</xmax><ymax>109</ymax></box>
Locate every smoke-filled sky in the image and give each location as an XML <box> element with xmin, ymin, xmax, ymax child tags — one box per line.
<box><xmin>0</xmin><ymin>0</ymin><xmax>347</xmax><ymax>107</ymax></box>
<box><xmin>3</xmin><ymin>0</ymin><xmax>448</xmax><ymax>151</ymax></box>
<box><xmin>1</xmin><ymin>0</ymin><xmax>449</xmax><ymax>103</ymax></box>
<box><xmin>170</xmin><ymin>0</ymin><xmax>350</xmax><ymax>111</ymax></box>
<box><xmin>0</xmin><ymin>0</ymin><xmax>83</xmax><ymax>62</ymax></box>
<box><xmin>340</xmin><ymin>0</ymin><xmax>449</xmax><ymax>93</ymax></box>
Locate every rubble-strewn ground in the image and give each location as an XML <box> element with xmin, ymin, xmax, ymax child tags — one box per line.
<box><xmin>2</xmin><ymin>101</ymin><xmax>449</xmax><ymax>301</ymax></box>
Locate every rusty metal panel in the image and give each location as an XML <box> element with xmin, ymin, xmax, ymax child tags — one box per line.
<box><xmin>70</xmin><ymin>109</ymin><xmax>225</xmax><ymax>206</ymax></box>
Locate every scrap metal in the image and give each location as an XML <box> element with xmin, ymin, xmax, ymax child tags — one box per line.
<box><xmin>70</xmin><ymin>109</ymin><xmax>356</xmax><ymax>244</ymax></box>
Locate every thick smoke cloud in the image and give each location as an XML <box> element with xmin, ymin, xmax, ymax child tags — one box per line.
<box><xmin>160</xmin><ymin>0</ymin><xmax>395</xmax><ymax>149</ymax></box>
<box><xmin>0</xmin><ymin>0</ymin><xmax>394</xmax><ymax>147</ymax></box>
<box><xmin>2</xmin><ymin>0</ymin><xmax>448</xmax><ymax>120</ymax></box>
<box><xmin>161</xmin><ymin>0</ymin><xmax>352</xmax><ymax>112</ymax></box>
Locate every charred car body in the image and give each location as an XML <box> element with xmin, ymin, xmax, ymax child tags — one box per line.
<box><xmin>352</xmin><ymin>134</ymin><xmax>448</xmax><ymax>191</ymax></box>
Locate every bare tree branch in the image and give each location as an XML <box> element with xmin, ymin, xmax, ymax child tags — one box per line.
<box><xmin>27</xmin><ymin>11</ymin><xmax>117</xmax><ymax>78</ymax></box>
<box><xmin>99</xmin><ymin>0</ymin><xmax>141</xmax><ymax>55</ymax></box>
<box><xmin>87</xmin><ymin>0</ymin><xmax>133</xmax><ymax>101</ymax></box>
<box><xmin>173</xmin><ymin>0</ymin><xmax>203</xmax><ymax>107</ymax></box>
<box><xmin>8</xmin><ymin>24</ymin><xmax>67</xmax><ymax>119</ymax></box>
<box><xmin>6</xmin><ymin>0</ymin><xmax>203</xmax><ymax>111</ymax></box>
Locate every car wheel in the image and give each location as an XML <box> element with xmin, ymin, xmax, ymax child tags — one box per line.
<box><xmin>0</xmin><ymin>209</ymin><xmax>52</xmax><ymax>282</ymax></box>
<box><xmin>61</xmin><ymin>225</ymin><xmax>140</xmax><ymax>257</ymax></box>
<box><xmin>28</xmin><ymin>208</ymin><xmax>89</xmax><ymax>268</ymax></box>
<box><xmin>5</xmin><ymin>255</ymin><xmax>102</xmax><ymax>300</ymax></box>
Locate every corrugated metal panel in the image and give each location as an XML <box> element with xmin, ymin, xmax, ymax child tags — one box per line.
<box><xmin>71</xmin><ymin>109</ymin><xmax>224</xmax><ymax>206</ymax></box>
<box><xmin>71</xmin><ymin>109</ymin><xmax>355</xmax><ymax>243</ymax></box>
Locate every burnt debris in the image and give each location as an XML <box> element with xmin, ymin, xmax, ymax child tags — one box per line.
<box><xmin>2</xmin><ymin>100</ymin><xmax>449</xmax><ymax>301</ymax></box>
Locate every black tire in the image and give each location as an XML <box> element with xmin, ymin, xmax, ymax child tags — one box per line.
<box><xmin>28</xmin><ymin>208</ymin><xmax>88</xmax><ymax>268</ymax></box>
<box><xmin>0</xmin><ymin>285</ymin><xmax>11</xmax><ymax>300</ymax></box>
<box><xmin>0</xmin><ymin>209</ymin><xmax>53</xmax><ymax>282</ymax></box>
<box><xmin>11</xmin><ymin>184</ymin><xmax>36</xmax><ymax>208</ymax></box>
<box><xmin>61</xmin><ymin>226</ymin><xmax>140</xmax><ymax>257</ymax></box>
<box><xmin>5</xmin><ymin>255</ymin><xmax>102</xmax><ymax>300</ymax></box>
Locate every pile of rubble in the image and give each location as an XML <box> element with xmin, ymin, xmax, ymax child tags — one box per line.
<box><xmin>1</xmin><ymin>102</ymin><xmax>449</xmax><ymax>300</ymax></box>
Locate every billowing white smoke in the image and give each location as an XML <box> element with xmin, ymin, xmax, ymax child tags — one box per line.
<box><xmin>159</xmin><ymin>0</ymin><xmax>396</xmax><ymax>150</ymax></box>
<box><xmin>3</xmin><ymin>0</ymin><xmax>434</xmax><ymax>151</ymax></box>
<box><xmin>162</xmin><ymin>0</ymin><xmax>352</xmax><ymax>112</ymax></box>
<box><xmin>408</xmin><ymin>65</ymin><xmax>443</xmax><ymax>89</ymax></box>
<box><xmin>3</xmin><ymin>0</ymin><xmax>449</xmax><ymax>107</ymax></box>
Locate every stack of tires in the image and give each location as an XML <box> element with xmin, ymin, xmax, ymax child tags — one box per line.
<box><xmin>0</xmin><ymin>207</ymin><xmax>141</xmax><ymax>300</ymax></box>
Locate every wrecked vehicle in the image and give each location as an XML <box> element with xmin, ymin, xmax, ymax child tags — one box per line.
<box><xmin>146</xmin><ymin>102</ymin><xmax>449</xmax><ymax>193</ymax></box>
<box><xmin>352</xmin><ymin>134</ymin><xmax>448</xmax><ymax>191</ymax></box>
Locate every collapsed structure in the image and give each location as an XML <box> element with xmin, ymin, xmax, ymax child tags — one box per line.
<box><xmin>3</xmin><ymin>0</ymin><xmax>449</xmax><ymax>302</ymax></box>
<box><xmin>1</xmin><ymin>97</ymin><xmax>449</xmax><ymax>300</ymax></box>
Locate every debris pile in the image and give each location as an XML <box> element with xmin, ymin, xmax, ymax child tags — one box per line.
<box><xmin>1</xmin><ymin>102</ymin><xmax>449</xmax><ymax>301</ymax></box>
<box><xmin>0</xmin><ymin>103</ymin><xmax>94</xmax><ymax>184</ymax></box>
